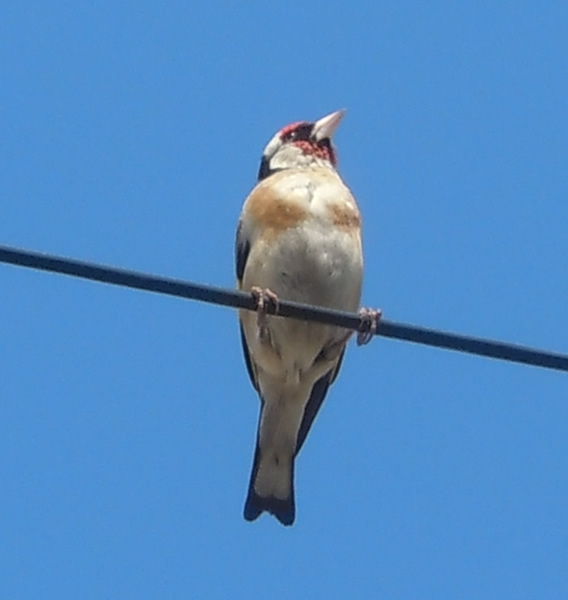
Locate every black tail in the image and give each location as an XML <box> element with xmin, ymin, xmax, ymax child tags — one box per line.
<box><xmin>243</xmin><ymin>441</ymin><xmax>295</xmax><ymax>526</ymax></box>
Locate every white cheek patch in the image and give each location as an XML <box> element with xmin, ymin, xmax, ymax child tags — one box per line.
<box><xmin>263</xmin><ymin>133</ymin><xmax>283</xmax><ymax>161</ymax></box>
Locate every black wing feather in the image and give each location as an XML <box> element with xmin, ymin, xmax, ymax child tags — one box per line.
<box><xmin>235</xmin><ymin>220</ymin><xmax>259</xmax><ymax>390</ymax></box>
<box><xmin>239</xmin><ymin>322</ymin><xmax>259</xmax><ymax>391</ymax></box>
<box><xmin>235</xmin><ymin>220</ymin><xmax>250</xmax><ymax>285</ymax></box>
<box><xmin>295</xmin><ymin>348</ymin><xmax>346</xmax><ymax>455</ymax></box>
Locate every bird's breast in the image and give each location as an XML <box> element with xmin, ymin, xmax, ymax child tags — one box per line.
<box><xmin>240</xmin><ymin>168</ymin><xmax>363</xmax><ymax>379</ymax></box>
<box><xmin>244</xmin><ymin>168</ymin><xmax>360</xmax><ymax>240</ymax></box>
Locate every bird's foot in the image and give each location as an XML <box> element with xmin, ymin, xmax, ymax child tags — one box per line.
<box><xmin>250</xmin><ymin>286</ymin><xmax>279</xmax><ymax>342</ymax></box>
<box><xmin>357</xmin><ymin>307</ymin><xmax>382</xmax><ymax>346</ymax></box>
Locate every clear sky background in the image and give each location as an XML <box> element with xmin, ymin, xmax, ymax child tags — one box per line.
<box><xmin>2</xmin><ymin>2</ymin><xmax>567</xmax><ymax>598</ymax></box>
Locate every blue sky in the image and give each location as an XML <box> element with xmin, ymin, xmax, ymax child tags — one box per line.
<box><xmin>2</xmin><ymin>2</ymin><xmax>567</xmax><ymax>598</ymax></box>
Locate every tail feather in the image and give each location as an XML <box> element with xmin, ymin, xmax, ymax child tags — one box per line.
<box><xmin>243</xmin><ymin>379</ymin><xmax>314</xmax><ymax>526</ymax></box>
<box><xmin>243</xmin><ymin>440</ymin><xmax>295</xmax><ymax>526</ymax></box>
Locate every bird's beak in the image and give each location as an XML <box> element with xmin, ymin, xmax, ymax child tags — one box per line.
<box><xmin>313</xmin><ymin>109</ymin><xmax>346</xmax><ymax>141</ymax></box>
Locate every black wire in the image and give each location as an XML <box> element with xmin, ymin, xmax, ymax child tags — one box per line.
<box><xmin>1</xmin><ymin>243</ymin><xmax>567</xmax><ymax>373</ymax></box>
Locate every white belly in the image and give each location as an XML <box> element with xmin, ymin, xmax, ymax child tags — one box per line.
<box><xmin>242</xmin><ymin>219</ymin><xmax>363</xmax><ymax>377</ymax></box>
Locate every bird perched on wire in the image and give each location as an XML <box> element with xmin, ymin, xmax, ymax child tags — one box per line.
<box><xmin>236</xmin><ymin>109</ymin><xmax>378</xmax><ymax>526</ymax></box>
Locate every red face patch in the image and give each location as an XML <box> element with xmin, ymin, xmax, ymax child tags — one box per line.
<box><xmin>278</xmin><ymin>120</ymin><xmax>337</xmax><ymax>166</ymax></box>
<box><xmin>293</xmin><ymin>140</ymin><xmax>337</xmax><ymax>165</ymax></box>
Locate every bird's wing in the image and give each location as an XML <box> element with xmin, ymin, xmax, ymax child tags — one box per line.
<box><xmin>235</xmin><ymin>220</ymin><xmax>250</xmax><ymax>287</ymax></box>
<box><xmin>235</xmin><ymin>219</ymin><xmax>259</xmax><ymax>391</ymax></box>
<box><xmin>239</xmin><ymin>321</ymin><xmax>259</xmax><ymax>392</ymax></box>
<box><xmin>295</xmin><ymin>347</ymin><xmax>345</xmax><ymax>455</ymax></box>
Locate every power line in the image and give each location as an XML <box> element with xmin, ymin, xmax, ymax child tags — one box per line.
<box><xmin>1</xmin><ymin>243</ymin><xmax>567</xmax><ymax>373</ymax></box>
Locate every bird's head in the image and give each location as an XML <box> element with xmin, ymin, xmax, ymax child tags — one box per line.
<box><xmin>258</xmin><ymin>109</ymin><xmax>345</xmax><ymax>180</ymax></box>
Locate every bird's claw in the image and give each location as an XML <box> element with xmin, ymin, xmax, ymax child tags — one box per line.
<box><xmin>357</xmin><ymin>307</ymin><xmax>382</xmax><ymax>346</ymax></box>
<box><xmin>251</xmin><ymin>286</ymin><xmax>279</xmax><ymax>342</ymax></box>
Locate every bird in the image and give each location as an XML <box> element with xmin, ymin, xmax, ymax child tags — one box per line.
<box><xmin>236</xmin><ymin>109</ymin><xmax>376</xmax><ymax>526</ymax></box>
